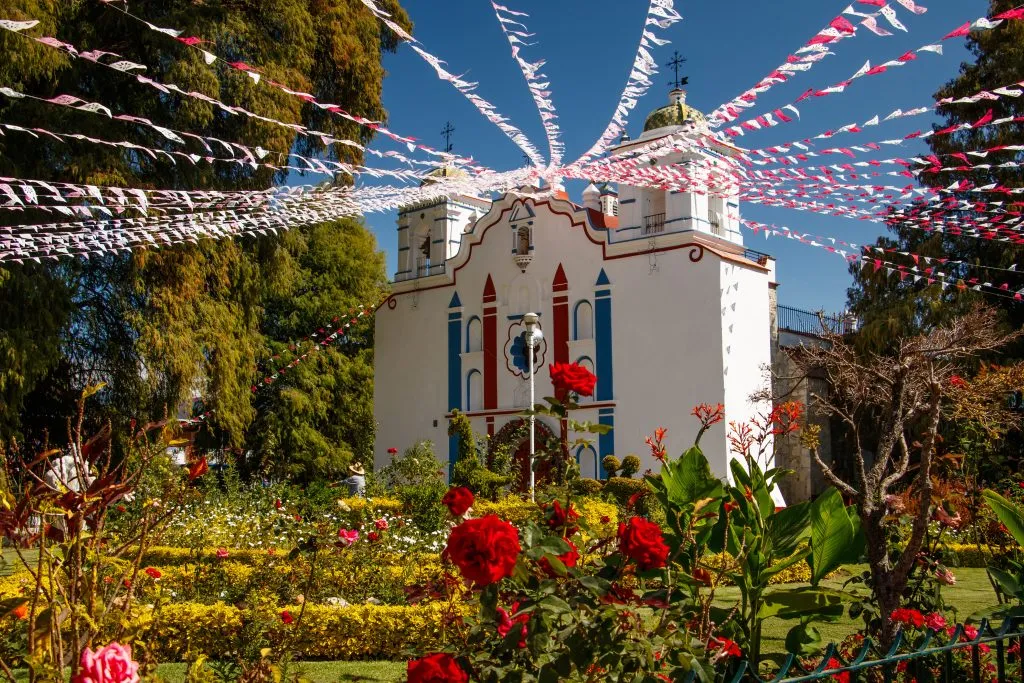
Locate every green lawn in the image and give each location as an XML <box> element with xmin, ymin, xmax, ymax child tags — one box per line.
<box><xmin>154</xmin><ymin>661</ymin><xmax>405</xmax><ymax>683</ymax></box>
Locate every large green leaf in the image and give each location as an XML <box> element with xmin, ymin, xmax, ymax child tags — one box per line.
<box><xmin>661</xmin><ymin>446</ymin><xmax>723</xmax><ymax>506</ymax></box>
<box><xmin>767</xmin><ymin>501</ymin><xmax>811</xmax><ymax>558</ymax></box>
<box><xmin>809</xmin><ymin>488</ymin><xmax>855</xmax><ymax>585</ymax></box>
<box><xmin>987</xmin><ymin>567</ymin><xmax>1023</xmax><ymax>600</ymax></box>
<box><xmin>982</xmin><ymin>489</ymin><xmax>1024</xmax><ymax>548</ymax></box>
<box><xmin>758</xmin><ymin>587</ymin><xmax>853</xmax><ymax>619</ymax></box>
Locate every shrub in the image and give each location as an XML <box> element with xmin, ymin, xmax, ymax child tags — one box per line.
<box><xmin>601</xmin><ymin>455</ymin><xmax>621</xmax><ymax>477</ymax></box>
<box><xmin>472</xmin><ymin>496</ymin><xmax>618</xmax><ymax>538</ymax></box>
<box><xmin>619</xmin><ymin>455</ymin><xmax>642</xmax><ymax>478</ymax></box>
<box><xmin>570</xmin><ymin>478</ymin><xmax>604</xmax><ymax>496</ymax></box>
<box><xmin>0</xmin><ymin>602</ymin><xmax>462</xmax><ymax>661</ymax></box>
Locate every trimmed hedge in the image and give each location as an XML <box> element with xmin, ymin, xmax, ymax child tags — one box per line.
<box><xmin>473</xmin><ymin>496</ymin><xmax>618</xmax><ymax>537</ymax></box>
<box><xmin>0</xmin><ymin>602</ymin><xmax>460</xmax><ymax>661</ymax></box>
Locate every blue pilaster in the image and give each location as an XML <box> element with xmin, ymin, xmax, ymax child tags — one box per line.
<box><xmin>594</xmin><ymin>269</ymin><xmax>614</xmax><ymax>402</ymax></box>
<box><xmin>598</xmin><ymin>407</ymin><xmax>615</xmax><ymax>479</ymax></box>
<box><xmin>447</xmin><ymin>292</ymin><xmax>462</xmax><ymax>479</ymax></box>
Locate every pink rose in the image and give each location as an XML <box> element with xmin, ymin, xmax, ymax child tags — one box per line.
<box><xmin>935</xmin><ymin>567</ymin><xmax>956</xmax><ymax>586</ymax></box>
<box><xmin>215</xmin><ymin>547</ymin><xmax>229</xmax><ymax>559</ymax></box>
<box><xmin>72</xmin><ymin>643</ymin><xmax>139</xmax><ymax>683</ymax></box>
<box><xmin>338</xmin><ymin>528</ymin><xmax>359</xmax><ymax>546</ymax></box>
<box><xmin>924</xmin><ymin>613</ymin><xmax>947</xmax><ymax>631</ymax></box>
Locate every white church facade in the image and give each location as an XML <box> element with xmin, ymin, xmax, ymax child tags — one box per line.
<box><xmin>373</xmin><ymin>90</ymin><xmax>778</xmax><ymax>483</ymax></box>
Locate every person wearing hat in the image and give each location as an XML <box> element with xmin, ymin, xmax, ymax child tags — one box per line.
<box><xmin>342</xmin><ymin>462</ymin><xmax>366</xmax><ymax>498</ymax></box>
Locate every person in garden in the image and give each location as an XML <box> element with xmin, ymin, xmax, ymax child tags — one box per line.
<box><xmin>340</xmin><ymin>462</ymin><xmax>366</xmax><ymax>497</ymax></box>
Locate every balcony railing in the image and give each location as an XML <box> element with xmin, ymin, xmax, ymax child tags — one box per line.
<box><xmin>743</xmin><ymin>248</ymin><xmax>772</xmax><ymax>266</ymax></box>
<box><xmin>642</xmin><ymin>212</ymin><xmax>665</xmax><ymax>235</ymax></box>
<box><xmin>778</xmin><ymin>304</ymin><xmax>857</xmax><ymax>336</ymax></box>
<box><xmin>394</xmin><ymin>262</ymin><xmax>446</xmax><ymax>282</ymax></box>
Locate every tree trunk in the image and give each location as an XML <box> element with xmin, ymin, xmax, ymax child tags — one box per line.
<box><xmin>862</xmin><ymin>506</ymin><xmax>902</xmax><ymax>647</ymax></box>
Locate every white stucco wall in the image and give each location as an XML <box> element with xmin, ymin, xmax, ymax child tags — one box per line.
<box><xmin>374</xmin><ymin>190</ymin><xmax>774</xmax><ymax>483</ymax></box>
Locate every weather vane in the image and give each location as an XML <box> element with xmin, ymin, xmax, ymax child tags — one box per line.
<box><xmin>666</xmin><ymin>51</ymin><xmax>688</xmax><ymax>89</ymax></box>
<box><xmin>441</xmin><ymin>121</ymin><xmax>455</xmax><ymax>153</ymax></box>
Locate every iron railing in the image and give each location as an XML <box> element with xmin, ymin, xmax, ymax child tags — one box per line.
<box><xmin>718</xmin><ymin>617</ymin><xmax>1024</xmax><ymax>683</ymax></box>
<box><xmin>778</xmin><ymin>304</ymin><xmax>856</xmax><ymax>336</ymax></box>
<box><xmin>394</xmin><ymin>262</ymin><xmax>446</xmax><ymax>282</ymax></box>
<box><xmin>744</xmin><ymin>248</ymin><xmax>772</xmax><ymax>266</ymax></box>
<box><xmin>643</xmin><ymin>212</ymin><xmax>666</xmax><ymax>235</ymax></box>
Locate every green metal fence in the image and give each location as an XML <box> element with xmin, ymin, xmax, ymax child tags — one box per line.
<box><xmin>722</xmin><ymin>618</ymin><xmax>1023</xmax><ymax>683</ymax></box>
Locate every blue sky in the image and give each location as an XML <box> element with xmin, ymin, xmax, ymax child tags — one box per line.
<box><xmin>357</xmin><ymin>0</ymin><xmax>986</xmax><ymax>314</ymax></box>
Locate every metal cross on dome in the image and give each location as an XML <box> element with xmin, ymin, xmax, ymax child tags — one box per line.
<box><xmin>666</xmin><ymin>51</ymin><xmax>688</xmax><ymax>89</ymax></box>
<box><xmin>441</xmin><ymin>121</ymin><xmax>455</xmax><ymax>153</ymax></box>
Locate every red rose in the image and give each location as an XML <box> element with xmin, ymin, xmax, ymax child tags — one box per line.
<box><xmin>600</xmin><ymin>515</ymin><xmax>611</xmax><ymax>524</ymax></box>
<box><xmin>368</xmin><ymin>531</ymin><xmax>380</xmax><ymax>542</ymax></box>
<box><xmin>374</xmin><ymin>518</ymin><xmax>389</xmax><ymax>530</ymax></box>
<box><xmin>496</xmin><ymin>602</ymin><xmax>529</xmax><ymax>648</ymax></box>
<box><xmin>442</xmin><ymin>487</ymin><xmax>475</xmax><ymax>517</ymax></box>
<box><xmin>890</xmin><ymin>608</ymin><xmax>925</xmax><ymax>629</ymax></box>
<box><xmin>708</xmin><ymin>636</ymin><xmax>742</xmax><ymax>659</ymax></box>
<box><xmin>387</xmin><ymin>447</ymin><xmax>399</xmax><ymax>455</ymax></box>
<box><xmin>548</xmin><ymin>362</ymin><xmax>597</xmax><ymax>397</ymax></box>
<box><xmin>543</xmin><ymin>500</ymin><xmax>580</xmax><ymax>536</ymax></box>
<box><xmin>539</xmin><ymin>539</ymin><xmax>579</xmax><ymax>575</ymax></box>
<box><xmin>407</xmin><ymin>653</ymin><xmax>467</xmax><ymax>683</ymax></box>
<box><xmin>618</xmin><ymin>516</ymin><xmax>669</xmax><ymax>571</ymax></box>
<box><xmin>144</xmin><ymin>567</ymin><xmax>161</xmax><ymax>579</ymax></box>
<box><xmin>445</xmin><ymin>515</ymin><xmax>521</xmax><ymax>586</ymax></box>
<box><xmin>692</xmin><ymin>567</ymin><xmax>712</xmax><ymax>586</ymax></box>
<box><xmin>825</xmin><ymin>657</ymin><xmax>849</xmax><ymax>683</ymax></box>
<box><xmin>280</xmin><ymin>610</ymin><xmax>294</xmax><ymax>625</ymax></box>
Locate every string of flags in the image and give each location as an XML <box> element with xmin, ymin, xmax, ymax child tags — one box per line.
<box><xmin>179</xmin><ymin>302</ymin><xmax>381</xmax><ymax>426</ymax></box>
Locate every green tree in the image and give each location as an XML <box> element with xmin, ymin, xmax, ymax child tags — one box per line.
<box><xmin>0</xmin><ymin>0</ymin><xmax>410</xmax><ymax>477</ymax></box>
<box><xmin>847</xmin><ymin>0</ymin><xmax>1024</xmax><ymax>354</ymax></box>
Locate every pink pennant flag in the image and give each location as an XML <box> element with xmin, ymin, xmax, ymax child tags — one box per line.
<box><xmin>895</xmin><ymin>0</ymin><xmax>928</xmax><ymax>14</ymax></box>
<box><xmin>972</xmin><ymin>109</ymin><xmax>994</xmax><ymax>127</ymax></box>
<box><xmin>995</xmin><ymin>8</ymin><xmax>1024</xmax><ymax>19</ymax></box>
<box><xmin>858</xmin><ymin>0</ymin><xmax>885</xmax><ymax>5</ymax></box>
<box><xmin>942</xmin><ymin>22</ymin><xmax>971</xmax><ymax>39</ymax></box>
<box><xmin>829</xmin><ymin>16</ymin><xmax>857</xmax><ymax>34</ymax></box>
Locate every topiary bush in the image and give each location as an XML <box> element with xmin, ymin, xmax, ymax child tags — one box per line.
<box><xmin>570</xmin><ymin>478</ymin><xmax>604</xmax><ymax>496</ymax></box>
<box><xmin>619</xmin><ymin>454</ymin><xmax>642</xmax><ymax>478</ymax></box>
<box><xmin>601</xmin><ymin>455</ymin><xmax>621</xmax><ymax>478</ymax></box>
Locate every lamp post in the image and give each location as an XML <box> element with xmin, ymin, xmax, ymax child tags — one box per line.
<box><xmin>522</xmin><ymin>312</ymin><xmax>542</xmax><ymax>502</ymax></box>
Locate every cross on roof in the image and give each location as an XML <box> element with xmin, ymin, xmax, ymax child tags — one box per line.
<box><xmin>666</xmin><ymin>51</ymin><xmax>688</xmax><ymax>89</ymax></box>
<box><xmin>441</xmin><ymin>121</ymin><xmax>455</xmax><ymax>153</ymax></box>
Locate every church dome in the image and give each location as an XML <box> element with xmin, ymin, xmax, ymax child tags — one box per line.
<box><xmin>420</xmin><ymin>165</ymin><xmax>469</xmax><ymax>187</ymax></box>
<box><xmin>643</xmin><ymin>89</ymin><xmax>708</xmax><ymax>133</ymax></box>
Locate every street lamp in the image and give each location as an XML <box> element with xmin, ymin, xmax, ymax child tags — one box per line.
<box><xmin>522</xmin><ymin>312</ymin><xmax>542</xmax><ymax>502</ymax></box>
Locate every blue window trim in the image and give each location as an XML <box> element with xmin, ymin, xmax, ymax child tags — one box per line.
<box><xmin>465</xmin><ymin>369</ymin><xmax>482</xmax><ymax>412</ymax></box>
<box><xmin>465</xmin><ymin>316</ymin><xmax>482</xmax><ymax>353</ymax></box>
<box><xmin>572</xmin><ymin>300</ymin><xmax>593</xmax><ymax>341</ymax></box>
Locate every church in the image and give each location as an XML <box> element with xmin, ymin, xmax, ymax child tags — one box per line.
<box><xmin>373</xmin><ymin>87</ymin><xmax>779</xmax><ymax>484</ymax></box>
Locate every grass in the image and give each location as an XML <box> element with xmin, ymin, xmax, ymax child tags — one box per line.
<box><xmin>0</xmin><ymin>554</ymin><xmax>999</xmax><ymax>683</ymax></box>
<box><xmin>153</xmin><ymin>661</ymin><xmax>405</xmax><ymax>683</ymax></box>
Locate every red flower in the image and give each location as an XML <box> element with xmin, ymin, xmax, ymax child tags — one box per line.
<box><xmin>445</xmin><ymin>515</ymin><xmax>521</xmax><ymax>586</ymax></box>
<box><xmin>280</xmin><ymin>610</ymin><xmax>294</xmax><ymax>625</ymax></box>
<box><xmin>924</xmin><ymin>613</ymin><xmax>947</xmax><ymax>631</ymax></box>
<box><xmin>724</xmin><ymin>501</ymin><xmax>739</xmax><ymax>513</ymax></box>
<box><xmin>388</xmin><ymin>447</ymin><xmax>399</xmax><ymax>455</ymax></box>
<box><xmin>442</xmin><ymin>487</ymin><xmax>474</xmax><ymax>517</ymax></box>
<box><xmin>645</xmin><ymin>427</ymin><xmax>668</xmax><ymax>463</ymax></box>
<box><xmin>769</xmin><ymin>401</ymin><xmax>804</xmax><ymax>436</ymax></box>
<box><xmin>539</xmin><ymin>540</ymin><xmax>579</xmax><ymax>575</ymax></box>
<box><xmin>144</xmin><ymin>567</ymin><xmax>161</xmax><ymax>579</ymax></box>
<box><xmin>618</xmin><ymin>516</ymin><xmax>669</xmax><ymax>571</ymax></box>
<box><xmin>627</xmin><ymin>491</ymin><xmax>646</xmax><ymax>509</ymax></box>
<box><xmin>116</xmin><ymin>504</ymin><xmax>127</xmax><ymax>513</ymax></box>
<box><xmin>216</xmin><ymin>547</ymin><xmax>229</xmax><ymax>559</ymax></box>
<box><xmin>824</xmin><ymin>657</ymin><xmax>849</xmax><ymax>683</ymax></box>
<box><xmin>368</xmin><ymin>531</ymin><xmax>380</xmax><ymax>542</ymax></box>
<box><xmin>407</xmin><ymin>654</ymin><xmax>467</xmax><ymax>683</ymax></box>
<box><xmin>548</xmin><ymin>361</ymin><xmax>597</xmax><ymax>397</ymax></box>
<box><xmin>543</xmin><ymin>500</ymin><xmax>580</xmax><ymax>536</ymax></box>
<box><xmin>274</xmin><ymin>499</ymin><xmax>283</xmax><ymax>509</ymax></box>
<box><xmin>496</xmin><ymin>602</ymin><xmax>529</xmax><ymax>648</ymax></box>
<box><xmin>294</xmin><ymin>514</ymin><xmax>302</xmax><ymax>522</ymax></box>
<box><xmin>708</xmin><ymin>636</ymin><xmax>742</xmax><ymax>659</ymax></box>
<box><xmin>692</xmin><ymin>567</ymin><xmax>712</xmax><ymax>586</ymax></box>
<box><xmin>890</xmin><ymin>608</ymin><xmax>925</xmax><ymax>629</ymax></box>
<box><xmin>374</xmin><ymin>518</ymin><xmax>389</xmax><ymax>530</ymax></box>
<box><xmin>11</xmin><ymin>603</ymin><xmax>27</xmax><ymax>620</ymax></box>
<box><xmin>187</xmin><ymin>457</ymin><xmax>209</xmax><ymax>481</ymax></box>
<box><xmin>600</xmin><ymin>515</ymin><xmax>611</xmax><ymax>524</ymax></box>
<box><xmin>691</xmin><ymin>403</ymin><xmax>725</xmax><ymax>428</ymax></box>
<box><xmin>950</xmin><ymin>374</ymin><xmax>967</xmax><ymax>388</ymax></box>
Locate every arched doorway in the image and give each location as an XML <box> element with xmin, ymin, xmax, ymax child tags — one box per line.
<box><xmin>489</xmin><ymin>418</ymin><xmax>561</xmax><ymax>492</ymax></box>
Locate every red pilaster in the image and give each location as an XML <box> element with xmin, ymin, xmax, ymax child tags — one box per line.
<box><xmin>552</xmin><ymin>264</ymin><xmax>570</xmax><ymax>397</ymax></box>
<box><xmin>483</xmin><ymin>275</ymin><xmax>498</xmax><ymax>410</ymax></box>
